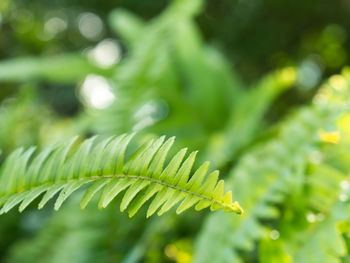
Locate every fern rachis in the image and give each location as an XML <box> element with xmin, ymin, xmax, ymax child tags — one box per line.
<box><xmin>0</xmin><ymin>133</ymin><xmax>243</xmax><ymax>217</ymax></box>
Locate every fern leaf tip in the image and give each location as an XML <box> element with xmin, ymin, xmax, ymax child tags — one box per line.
<box><xmin>230</xmin><ymin>201</ymin><xmax>244</xmax><ymax>214</ymax></box>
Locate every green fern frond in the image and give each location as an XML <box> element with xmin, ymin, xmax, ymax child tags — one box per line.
<box><xmin>194</xmin><ymin>105</ymin><xmax>338</xmax><ymax>263</ymax></box>
<box><xmin>0</xmin><ymin>134</ymin><xmax>243</xmax><ymax>217</ymax></box>
<box><xmin>259</xmin><ymin>159</ymin><xmax>350</xmax><ymax>263</ymax></box>
<box><xmin>278</xmin><ymin>171</ymin><xmax>350</xmax><ymax>263</ymax></box>
<box><xmin>194</xmin><ymin>70</ymin><xmax>350</xmax><ymax>263</ymax></box>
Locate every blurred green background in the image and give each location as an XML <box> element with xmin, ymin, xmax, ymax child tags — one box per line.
<box><xmin>1</xmin><ymin>0</ymin><xmax>350</xmax><ymax>262</ymax></box>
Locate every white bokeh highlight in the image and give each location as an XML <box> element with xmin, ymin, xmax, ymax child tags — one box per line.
<box><xmin>80</xmin><ymin>74</ymin><xmax>115</xmax><ymax>109</ymax></box>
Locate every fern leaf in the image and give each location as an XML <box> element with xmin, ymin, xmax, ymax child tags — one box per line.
<box><xmin>0</xmin><ymin>134</ymin><xmax>243</xmax><ymax>217</ymax></box>
<box><xmin>194</xmin><ymin>105</ymin><xmax>338</xmax><ymax>263</ymax></box>
<box><xmin>194</xmin><ymin>71</ymin><xmax>350</xmax><ymax>263</ymax></box>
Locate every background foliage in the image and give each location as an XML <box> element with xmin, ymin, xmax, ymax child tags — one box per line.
<box><xmin>1</xmin><ymin>0</ymin><xmax>350</xmax><ymax>262</ymax></box>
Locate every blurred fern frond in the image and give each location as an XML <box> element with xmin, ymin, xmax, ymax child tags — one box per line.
<box><xmin>259</xmin><ymin>143</ymin><xmax>350</xmax><ymax>263</ymax></box>
<box><xmin>0</xmin><ymin>133</ymin><xmax>243</xmax><ymax>217</ymax></box>
<box><xmin>194</xmin><ymin>105</ymin><xmax>336</xmax><ymax>263</ymax></box>
<box><xmin>0</xmin><ymin>54</ymin><xmax>112</xmax><ymax>83</ymax></box>
<box><xmin>260</xmin><ymin>74</ymin><xmax>350</xmax><ymax>262</ymax></box>
<box><xmin>272</xmin><ymin>171</ymin><xmax>350</xmax><ymax>263</ymax></box>
<box><xmin>194</xmin><ymin>70</ymin><xmax>350</xmax><ymax>263</ymax></box>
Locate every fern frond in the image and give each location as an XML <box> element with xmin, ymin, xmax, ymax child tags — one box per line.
<box><xmin>194</xmin><ymin>105</ymin><xmax>338</xmax><ymax>263</ymax></box>
<box><xmin>259</xmin><ymin>158</ymin><xmax>350</xmax><ymax>263</ymax></box>
<box><xmin>278</xmin><ymin>171</ymin><xmax>350</xmax><ymax>263</ymax></box>
<box><xmin>194</xmin><ymin>70</ymin><xmax>350</xmax><ymax>263</ymax></box>
<box><xmin>0</xmin><ymin>134</ymin><xmax>243</xmax><ymax>217</ymax></box>
<box><xmin>5</xmin><ymin>195</ymin><xmax>111</xmax><ymax>263</ymax></box>
<box><xmin>267</xmin><ymin>104</ymin><xmax>350</xmax><ymax>263</ymax></box>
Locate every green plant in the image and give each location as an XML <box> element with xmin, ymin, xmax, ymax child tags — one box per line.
<box><xmin>0</xmin><ymin>134</ymin><xmax>243</xmax><ymax>217</ymax></box>
<box><xmin>194</xmin><ymin>71</ymin><xmax>350</xmax><ymax>263</ymax></box>
<box><xmin>1</xmin><ymin>0</ymin><xmax>350</xmax><ymax>262</ymax></box>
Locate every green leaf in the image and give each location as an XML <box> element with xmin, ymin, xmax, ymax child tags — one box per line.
<box><xmin>0</xmin><ymin>134</ymin><xmax>243</xmax><ymax>217</ymax></box>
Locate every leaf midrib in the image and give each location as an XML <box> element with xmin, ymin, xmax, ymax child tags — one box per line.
<box><xmin>0</xmin><ymin>173</ymin><xmax>236</xmax><ymax>212</ymax></box>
